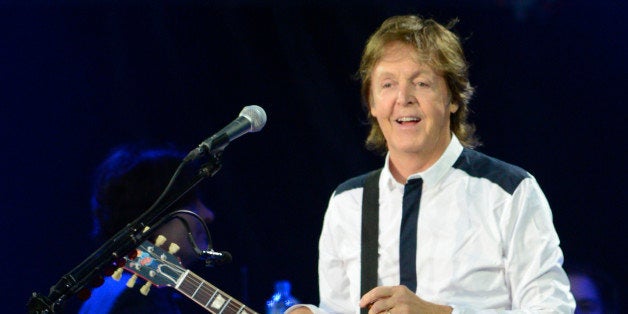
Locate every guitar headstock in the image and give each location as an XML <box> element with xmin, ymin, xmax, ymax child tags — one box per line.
<box><xmin>119</xmin><ymin>236</ymin><xmax>188</xmax><ymax>295</ymax></box>
<box><xmin>110</xmin><ymin>236</ymin><xmax>259</xmax><ymax>314</ymax></box>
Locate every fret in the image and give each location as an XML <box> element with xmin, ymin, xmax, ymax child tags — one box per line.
<box><xmin>218</xmin><ymin>298</ymin><xmax>231</xmax><ymax>314</ymax></box>
<box><xmin>174</xmin><ymin>269</ymin><xmax>190</xmax><ymax>289</ymax></box>
<box><xmin>192</xmin><ymin>281</ymin><xmax>204</xmax><ymax>298</ymax></box>
<box><xmin>126</xmin><ymin>240</ymin><xmax>259</xmax><ymax>314</ymax></box>
<box><xmin>180</xmin><ymin>272</ymin><xmax>256</xmax><ymax>314</ymax></box>
<box><xmin>208</xmin><ymin>293</ymin><xmax>227</xmax><ymax>312</ymax></box>
<box><xmin>205</xmin><ymin>290</ymin><xmax>219</xmax><ymax>308</ymax></box>
<box><xmin>237</xmin><ymin>306</ymin><xmax>254</xmax><ymax>314</ymax></box>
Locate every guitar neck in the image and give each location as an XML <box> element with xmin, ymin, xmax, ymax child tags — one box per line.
<box><xmin>176</xmin><ymin>270</ymin><xmax>259</xmax><ymax>314</ymax></box>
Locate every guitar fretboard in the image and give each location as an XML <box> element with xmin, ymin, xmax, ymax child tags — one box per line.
<box><xmin>177</xmin><ymin>270</ymin><xmax>258</xmax><ymax>314</ymax></box>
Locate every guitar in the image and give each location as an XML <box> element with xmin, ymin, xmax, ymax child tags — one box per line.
<box><xmin>121</xmin><ymin>240</ymin><xmax>259</xmax><ymax>314</ymax></box>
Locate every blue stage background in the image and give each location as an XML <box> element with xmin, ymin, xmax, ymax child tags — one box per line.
<box><xmin>2</xmin><ymin>1</ymin><xmax>625</xmax><ymax>312</ymax></box>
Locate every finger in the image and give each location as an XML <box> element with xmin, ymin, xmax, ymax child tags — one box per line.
<box><xmin>367</xmin><ymin>299</ymin><xmax>392</xmax><ymax>314</ymax></box>
<box><xmin>359</xmin><ymin>286</ymin><xmax>392</xmax><ymax>308</ymax></box>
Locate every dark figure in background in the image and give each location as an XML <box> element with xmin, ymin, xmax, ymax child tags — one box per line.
<box><xmin>289</xmin><ymin>15</ymin><xmax>574</xmax><ymax>313</ymax></box>
<box><xmin>79</xmin><ymin>144</ymin><xmax>215</xmax><ymax>313</ymax></box>
<box><xmin>565</xmin><ymin>262</ymin><xmax>620</xmax><ymax>314</ymax></box>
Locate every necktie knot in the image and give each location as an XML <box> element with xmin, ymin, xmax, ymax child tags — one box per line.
<box><xmin>404</xmin><ymin>178</ymin><xmax>422</xmax><ymax>194</ymax></box>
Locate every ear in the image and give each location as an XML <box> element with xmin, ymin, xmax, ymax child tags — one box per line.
<box><xmin>449</xmin><ymin>101</ymin><xmax>459</xmax><ymax>114</ymax></box>
<box><xmin>369</xmin><ymin>96</ymin><xmax>378</xmax><ymax>117</ymax></box>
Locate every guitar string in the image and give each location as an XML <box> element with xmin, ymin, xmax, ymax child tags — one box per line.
<box><xmin>134</xmin><ymin>246</ymin><xmax>255</xmax><ymax>313</ymax></box>
<box><xmin>183</xmin><ymin>271</ymin><xmax>253</xmax><ymax>313</ymax></box>
<box><xmin>144</xmin><ymin>253</ymin><xmax>248</xmax><ymax>313</ymax></box>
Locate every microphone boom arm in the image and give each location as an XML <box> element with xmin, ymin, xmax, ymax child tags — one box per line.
<box><xmin>27</xmin><ymin>153</ymin><xmax>222</xmax><ymax>313</ymax></box>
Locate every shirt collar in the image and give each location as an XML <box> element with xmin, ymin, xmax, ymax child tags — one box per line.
<box><xmin>382</xmin><ymin>134</ymin><xmax>464</xmax><ymax>190</ymax></box>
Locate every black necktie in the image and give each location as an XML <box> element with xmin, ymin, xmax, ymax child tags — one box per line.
<box><xmin>400</xmin><ymin>178</ymin><xmax>422</xmax><ymax>293</ymax></box>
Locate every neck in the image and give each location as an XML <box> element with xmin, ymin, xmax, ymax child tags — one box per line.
<box><xmin>388</xmin><ymin>134</ymin><xmax>452</xmax><ymax>183</ymax></box>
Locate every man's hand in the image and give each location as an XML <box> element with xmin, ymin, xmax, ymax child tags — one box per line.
<box><xmin>359</xmin><ymin>285</ymin><xmax>452</xmax><ymax>314</ymax></box>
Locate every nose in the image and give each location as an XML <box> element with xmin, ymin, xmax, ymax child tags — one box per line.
<box><xmin>396</xmin><ymin>82</ymin><xmax>417</xmax><ymax>106</ymax></box>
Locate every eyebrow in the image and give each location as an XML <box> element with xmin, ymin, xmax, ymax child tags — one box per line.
<box><xmin>373</xmin><ymin>69</ymin><xmax>433</xmax><ymax>81</ymax></box>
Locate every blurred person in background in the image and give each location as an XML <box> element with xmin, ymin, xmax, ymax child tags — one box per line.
<box><xmin>79</xmin><ymin>144</ymin><xmax>215</xmax><ymax>314</ymax></box>
<box><xmin>565</xmin><ymin>261</ymin><xmax>619</xmax><ymax>314</ymax></box>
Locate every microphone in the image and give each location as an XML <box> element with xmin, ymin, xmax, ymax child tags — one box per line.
<box><xmin>191</xmin><ymin>105</ymin><xmax>267</xmax><ymax>158</ymax></box>
<box><xmin>201</xmin><ymin>250</ymin><xmax>233</xmax><ymax>267</ymax></box>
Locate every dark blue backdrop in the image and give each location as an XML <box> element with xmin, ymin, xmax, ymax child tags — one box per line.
<box><xmin>2</xmin><ymin>1</ymin><xmax>626</xmax><ymax>312</ymax></box>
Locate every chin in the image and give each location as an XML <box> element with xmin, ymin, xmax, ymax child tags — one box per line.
<box><xmin>390</xmin><ymin>147</ymin><xmax>425</xmax><ymax>156</ymax></box>
<box><xmin>393</xmin><ymin>140</ymin><xmax>427</xmax><ymax>153</ymax></box>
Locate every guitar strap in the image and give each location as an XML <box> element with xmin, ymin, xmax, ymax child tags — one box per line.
<box><xmin>360</xmin><ymin>168</ymin><xmax>382</xmax><ymax>314</ymax></box>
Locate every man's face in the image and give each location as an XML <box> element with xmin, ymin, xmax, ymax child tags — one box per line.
<box><xmin>370</xmin><ymin>42</ymin><xmax>457</xmax><ymax>165</ymax></box>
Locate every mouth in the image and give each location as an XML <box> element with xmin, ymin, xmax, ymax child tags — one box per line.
<box><xmin>395</xmin><ymin>116</ymin><xmax>421</xmax><ymax>125</ymax></box>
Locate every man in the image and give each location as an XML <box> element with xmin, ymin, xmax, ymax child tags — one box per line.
<box><xmin>290</xmin><ymin>15</ymin><xmax>575</xmax><ymax>313</ymax></box>
<box><xmin>79</xmin><ymin>144</ymin><xmax>215</xmax><ymax>313</ymax></box>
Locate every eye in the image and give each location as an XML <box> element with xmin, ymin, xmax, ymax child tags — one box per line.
<box><xmin>382</xmin><ymin>82</ymin><xmax>393</xmax><ymax>89</ymax></box>
<box><xmin>416</xmin><ymin>81</ymin><xmax>430</xmax><ymax>88</ymax></box>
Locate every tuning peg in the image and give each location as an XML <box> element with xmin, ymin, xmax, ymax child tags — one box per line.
<box><xmin>140</xmin><ymin>281</ymin><xmax>151</xmax><ymax>296</ymax></box>
<box><xmin>168</xmin><ymin>242</ymin><xmax>180</xmax><ymax>254</ymax></box>
<box><xmin>112</xmin><ymin>268</ymin><xmax>124</xmax><ymax>281</ymax></box>
<box><xmin>142</xmin><ymin>226</ymin><xmax>151</xmax><ymax>233</ymax></box>
<box><xmin>126</xmin><ymin>274</ymin><xmax>138</xmax><ymax>288</ymax></box>
<box><xmin>155</xmin><ymin>235</ymin><xmax>167</xmax><ymax>247</ymax></box>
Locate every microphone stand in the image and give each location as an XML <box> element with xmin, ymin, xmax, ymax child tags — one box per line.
<box><xmin>27</xmin><ymin>151</ymin><xmax>223</xmax><ymax>313</ymax></box>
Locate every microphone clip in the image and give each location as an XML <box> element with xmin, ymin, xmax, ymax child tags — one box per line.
<box><xmin>200</xmin><ymin>249</ymin><xmax>232</xmax><ymax>267</ymax></box>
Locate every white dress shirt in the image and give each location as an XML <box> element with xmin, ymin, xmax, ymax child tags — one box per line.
<box><xmin>294</xmin><ymin>135</ymin><xmax>574</xmax><ymax>314</ymax></box>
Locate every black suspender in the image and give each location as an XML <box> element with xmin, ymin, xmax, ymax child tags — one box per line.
<box><xmin>360</xmin><ymin>168</ymin><xmax>382</xmax><ymax>314</ymax></box>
